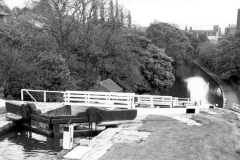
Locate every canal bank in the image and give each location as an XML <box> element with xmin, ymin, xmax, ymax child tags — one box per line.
<box><xmin>193</xmin><ymin>60</ymin><xmax>240</xmax><ymax>109</ymax></box>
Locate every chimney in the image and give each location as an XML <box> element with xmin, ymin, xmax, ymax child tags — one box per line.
<box><xmin>237</xmin><ymin>9</ymin><xmax>240</xmax><ymax>31</ymax></box>
<box><xmin>190</xmin><ymin>27</ymin><xmax>192</xmax><ymax>31</ymax></box>
<box><xmin>185</xmin><ymin>26</ymin><xmax>188</xmax><ymax>32</ymax></box>
<box><xmin>213</xmin><ymin>25</ymin><xmax>219</xmax><ymax>31</ymax></box>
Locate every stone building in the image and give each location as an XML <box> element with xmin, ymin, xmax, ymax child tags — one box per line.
<box><xmin>225</xmin><ymin>24</ymin><xmax>237</xmax><ymax>35</ymax></box>
<box><xmin>186</xmin><ymin>25</ymin><xmax>221</xmax><ymax>41</ymax></box>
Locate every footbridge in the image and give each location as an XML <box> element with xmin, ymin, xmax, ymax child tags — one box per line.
<box><xmin>21</xmin><ymin>89</ymin><xmax>201</xmax><ymax>109</ymax></box>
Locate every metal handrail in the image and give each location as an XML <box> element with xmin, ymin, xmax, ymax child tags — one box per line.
<box><xmin>21</xmin><ymin>89</ymin><xmax>64</xmax><ymax>102</ymax></box>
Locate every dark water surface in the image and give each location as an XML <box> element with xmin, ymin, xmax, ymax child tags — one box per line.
<box><xmin>0</xmin><ymin>128</ymin><xmax>62</xmax><ymax>160</ymax></box>
<box><xmin>159</xmin><ymin>63</ymin><xmax>223</xmax><ymax>108</ymax></box>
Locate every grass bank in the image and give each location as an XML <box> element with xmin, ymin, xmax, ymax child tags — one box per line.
<box><xmin>100</xmin><ymin>109</ymin><xmax>240</xmax><ymax>160</ymax></box>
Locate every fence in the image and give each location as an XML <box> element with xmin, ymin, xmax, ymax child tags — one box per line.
<box><xmin>135</xmin><ymin>95</ymin><xmax>173</xmax><ymax>108</ymax></box>
<box><xmin>21</xmin><ymin>89</ymin><xmax>64</xmax><ymax>102</ymax></box>
<box><xmin>21</xmin><ymin>89</ymin><xmax>201</xmax><ymax>109</ymax></box>
<box><xmin>64</xmin><ymin>91</ymin><xmax>135</xmax><ymax>109</ymax></box>
<box><xmin>135</xmin><ymin>95</ymin><xmax>201</xmax><ymax>108</ymax></box>
<box><xmin>173</xmin><ymin>97</ymin><xmax>201</xmax><ymax>106</ymax></box>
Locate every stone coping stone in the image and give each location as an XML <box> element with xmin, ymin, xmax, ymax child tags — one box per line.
<box><xmin>63</xmin><ymin>146</ymin><xmax>92</xmax><ymax>159</ymax></box>
<box><xmin>5</xmin><ymin>112</ymin><xmax>22</xmax><ymax>121</ymax></box>
<box><xmin>97</xmin><ymin>121</ymin><xmax>119</xmax><ymax>127</ymax></box>
<box><xmin>6</xmin><ymin>101</ymin><xmax>64</xmax><ymax>114</ymax></box>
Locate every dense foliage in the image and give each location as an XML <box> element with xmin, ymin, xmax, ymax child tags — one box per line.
<box><xmin>199</xmin><ymin>32</ymin><xmax>240</xmax><ymax>83</ymax></box>
<box><xmin>146</xmin><ymin>22</ymin><xmax>200</xmax><ymax>66</ymax></box>
<box><xmin>0</xmin><ymin>0</ymin><xmax>177</xmax><ymax>99</ymax></box>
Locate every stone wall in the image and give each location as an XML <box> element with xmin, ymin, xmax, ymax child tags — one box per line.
<box><xmin>230</xmin><ymin>81</ymin><xmax>240</xmax><ymax>104</ymax></box>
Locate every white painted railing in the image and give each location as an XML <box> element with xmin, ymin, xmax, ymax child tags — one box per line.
<box><xmin>135</xmin><ymin>95</ymin><xmax>200</xmax><ymax>108</ymax></box>
<box><xmin>64</xmin><ymin>91</ymin><xmax>135</xmax><ymax>109</ymax></box>
<box><xmin>21</xmin><ymin>89</ymin><xmax>200</xmax><ymax>109</ymax></box>
<box><xmin>173</xmin><ymin>97</ymin><xmax>201</xmax><ymax>106</ymax></box>
<box><xmin>232</xmin><ymin>103</ymin><xmax>240</xmax><ymax>110</ymax></box>
<box><xmin>21</xmin><ymin>89</ymin><xmax>64</xmax><ymax>102</ymax></box>
<box><xmin>135</xmin><ymin>95</ymin><xmax>173</xmax><ymax>108</ymax></box>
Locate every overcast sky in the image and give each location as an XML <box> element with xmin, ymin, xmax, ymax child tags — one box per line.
<box><xmin>4</xmin><ymin>0</ymin><xmax>240</xmax><ymax>30</ymax></box>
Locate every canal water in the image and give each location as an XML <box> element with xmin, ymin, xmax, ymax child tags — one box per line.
<box><xmin>0</xmin><ymin>127</ymin><xmax>62</xmax><ymax>160</ymax></box>
<box><xmin>0</xmin><ymin>63</ymin><xmax>224</xmax><ymax>160</ymax></box>
<box><xmin>158</xmin><ymin>62</ymin><xmax>223</xmax><ymax>108</ymax></box>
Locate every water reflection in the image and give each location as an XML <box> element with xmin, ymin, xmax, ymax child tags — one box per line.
<box><xmin>0</xmin><ymin>128</ymin><xmax>62</xmax><ymax>160</ymax></box>
<box><xmin>159</xmin><ymin>63</ymin><xmax>223</xmax><ymax>107</ymax></box>
<box><xmin>185</xmin><ymin>76</ymin><xmax>209</xmax><ymax>103</ymax></box>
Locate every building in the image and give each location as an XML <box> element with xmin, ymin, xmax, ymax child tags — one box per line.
<box><xmin>225</xmin><ymin>24</ymin><xmax>237</xmax><ymax>35</ymax></box>
<box><xmin>186</xmin><ymin>25</ymin><xmax>221</xmax><ymax>41</ymax></box>
<box><xmin>237</xmin><ymin>9</ymin><xmax>240</xmax><ymax>31</ymax></box>
<box><xmin>88</xmin><ymin>79</ymin><xmax>123</xmax><ymax>92</ymax></box>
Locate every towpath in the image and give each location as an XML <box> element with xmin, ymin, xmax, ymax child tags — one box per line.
<box><xmin>194</xmin><ymin>60</ymin><xmax>240</xmax><ymax>109</ymax></box>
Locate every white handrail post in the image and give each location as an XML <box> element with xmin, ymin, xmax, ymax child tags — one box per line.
<box><xmin>87</xmin><ymin>93</ymin><xmax>89</xmax><ymax>104</ymax></box>
<box><xmin>131</xmin><ymin>96</ymin><xmax>135</xmax><ymax>109</ymax></box>
<box><xmin>151</xmin><ymin>97</ymin><xmax>154</xmax><ymax>108</ymax></box>
<box><xmin>21</xmin><ymin>89</ymin><xmax>24</xmax><ymax>101</ymax></box>
<box><xmin>44</xmin><ymin>91</ymin><xmax>46</xmax><ymax>102</ymax></box>
<box><xmin>66</xmin><ymin>91</ymin><xmax>69</xmax><ymax>103</ymax></box>
<box><xmin>63</xmin><ymin>92</ymin><xmax>65</xmax><ymax>104</ymax></box>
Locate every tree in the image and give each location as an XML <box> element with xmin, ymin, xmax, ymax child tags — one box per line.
<box><xmin>100</xmin><ymin>0</ymin><xmax>105</xmax><ymax>22</ymax></box>
<box><xmin>198</xmin><ymin>41</ymin><xmax>216</xmax><ymax>68</ymax></box>
<box><xmin>30</xmin><ymin>0</ymin><xmax>91</xmax><ymax>53</ymax></box>
<box><xmin>92</xmin><ymin>0</ymin><xmax>98</xmax><ymax>21</ymax></box>
<box><xmin>198</xmin><ymin>33</ymin><xmax>209</xmax><ymax>43</ymax></box>
<box><xmin>120</xmin><ymin>6</ymin><xmax>124</xmax><ymax>25</ymax></box>
<box><xmin>198</xmin><ymin>33</ymin><xmax>240</xmax><ymax>83</ymax></box>
<box><xmin>115</xmin><ymin>0</ymin><xmax>119</xmax><ymax>22</ymax></box>
<box><xmin>127</xmin><ymin>11</ymin><xmax>131</xmax><ymax>28</ymax></box>
<box><xmin>109</xmin><ymin>0</ymin><xmax>114</xmax><ymax>21</ymax></box>
<box><xmin>147</xmin><ymin>22</ymin><xmax>193</xmax><ymax>66</ymax></box>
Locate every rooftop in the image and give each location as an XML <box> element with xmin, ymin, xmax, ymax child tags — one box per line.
<box><xmin>100</xmin><ymin>79</ymin><xmax>123</xmax><ymax>92</ymax></box>
<box><xmin>0</xmin><ymin>10</ymin><xmax>8</xmax><ymax>16</ymax></box>
<box><xmin>88</xmin><ymin>78</ymin><xmax>123</xmax><ymax>92</ymax></box>
<box><xmin>190</xmin><ymin>30</ymin><xmax>217</xmax><ymax>33</ymax></box>
<box><xmin>226</xmin><ymin>24</ymin><xmax>236</xmax><ymax>29</ymax></box>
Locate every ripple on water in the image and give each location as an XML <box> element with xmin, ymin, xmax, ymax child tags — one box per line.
<box><xmin>0</xmin><ymin>129</ymin><xmax>62</xmax><ymax>160</ymax></box>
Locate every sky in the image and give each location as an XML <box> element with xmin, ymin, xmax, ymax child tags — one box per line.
<box><xmin>4</xmin><ymin>0</ymin><xmax>240</xmax><ymax>31</ymax></box>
